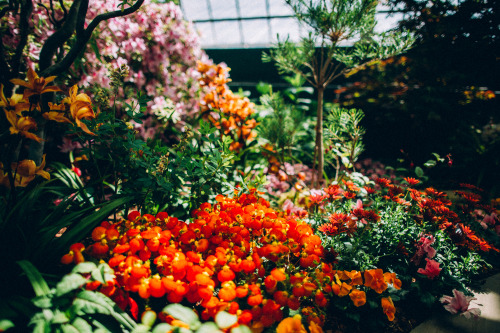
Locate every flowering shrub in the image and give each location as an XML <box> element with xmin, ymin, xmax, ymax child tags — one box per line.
<box><xmin>302</xmin><ymin>176</ymin><xmax>499</xmax><ymax>329</ymax></box>
<box><xmin>197</xmin><ymin>61</ymin><xmax>258</xmax><ymax>152</ymax></box>
<box><xmin>62</xmin><ymin>190</ymin><xmax>402</xmax><ymax>331</ymax></box>
<box><xmin>2</xmin><ymin>0</ymin><xmax>205</xmax><ymax>137</ymax></box>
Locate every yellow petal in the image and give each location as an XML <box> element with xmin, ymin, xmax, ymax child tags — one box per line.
<box><xmin>27</xmin><ymin>67</ymin><xmax>38</xmax><ymax>83</ymax></box>
<box><xmin>42</xmin><ymin>86</ymin><xmax>62</xmax><ymax>94</ymax></box>
<box><xmin>44</xmin><ymin>76</ymin><xmax>57</xmax><ymax>84</ymax></box>
<box><xmin>43</xmin><ymin>112</ymin><xmax>72</xmax><ymax>123</ymax></box>
<box><xmin>21</xmin><ymin>131</ymin><xmax>44</xmax><ymax>142</ymax></box>
<box><xmin>9</xmin><ymin>78</ymin><xmax>32</xmax><ymax>89</ymax></box>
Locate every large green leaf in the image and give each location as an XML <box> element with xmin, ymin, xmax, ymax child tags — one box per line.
<box><xmin>45</xmin><ymin>196</ymin><xmax>134</xmax><ymax>261</ymax></box>
<box><xmin>17</xmin><ymin>260</ymin><xmax>50</xmax><ymax>297</ymax></box>
<box><xmin>162</xmin><ymin>304</ymin><xmax>200</xmax><ymax>327</ymax></box>
<box><xmin>55</xmin><ymin>274</ymin><xmax>87</xmax><ymax>297</ymax></box>
<box><xmin>75</xmin><ymin>291</ymin><xmax>136</xmax><ymax>331</ymax></box>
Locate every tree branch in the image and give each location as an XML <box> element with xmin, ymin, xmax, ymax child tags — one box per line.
<box><xmin>40</xmin><ymin>0</ymin><xmax>144</xmax><ymax>77</ymax></box>
<box><xmin>11</xmin><ymin>0</ymin><xmax>33</xmax><ymax>79</ymax></box>
<box><xmin>38</xmin><ymin>0</ymin><xmax>83</xmax><ymax>72</ymax></box>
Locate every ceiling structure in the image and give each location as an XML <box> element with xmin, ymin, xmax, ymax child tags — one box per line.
<box><xmin>179</xmin><ymin>0</ymin><xmax>404</xmax><ymax>49</ymax></box>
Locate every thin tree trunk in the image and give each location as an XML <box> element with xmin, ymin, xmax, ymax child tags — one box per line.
<box><xmin>315</xmin><ymin>86</ymin><xmax>324</xmax><ymax>187</ymax></box>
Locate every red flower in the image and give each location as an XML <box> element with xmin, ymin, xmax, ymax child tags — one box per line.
<box><xmin>417</xmin><ymin>258</ymin><xmax>442</xmax><ymax>279</ymax></box>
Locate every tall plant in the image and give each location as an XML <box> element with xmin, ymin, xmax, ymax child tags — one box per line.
<box><xmin>264</xmin><ymin>0</ymin><xmax>414</xmax><ymax>185</ymax></box>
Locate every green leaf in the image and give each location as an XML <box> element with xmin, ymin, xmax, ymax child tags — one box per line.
<box><xmin>196</xmin><ymin>322</ymin><xmax>222</xmax><ymax>333</ymax></box>
<box><xmin>32</xmin><ymin>296</ymin><xmax>53</xmax><ymax>309</ymax></box>
<box><xmin>131</xmin><ymin>324</ymin><xmax>152</xmax><ymax>333</ymax></box>
<box><xmin>215</xmin><ymin>311</ymin><xmax>237</xmax><ymax>329</ymax></box>
<box><xmin>72</xmin><ymin>262</ymin><xmax>97</xmax><ymax>274</ymax></box>
<box><xmin>91</xmin><ymin>263</ymin><xmax>115</xmax><ymax>284</ymax></box>
<box><xmin>152</xmin><ymin>323</ymin><xmax>173</xmax><ymax>333</ymax></box>
<box><xmin>71</xmin><ymin>317</ymin><xmax>92</xmax><ymax>333</ymax></box>
<box><xmin>0</xmin><ymin>319</ymin><xmax>15</xmax><ymax>331</ymax></box>
<box><xmin>230</xmin><ymin>326</ymin><xmax>252</xmax><ymax>333</ymax></box>
<box><xmin>53</xmin><ymin>310</ymin><xmax>70</xmax><ymax>324</ymax></box>
<box><xmin>415</xmin><ymin>166</ymin><xmax>424</xmax><ymax>178</ymax></box>
<box><xmin>56</xmin><ymin>274</ymin><xmax>87</xmax><ymax>297</ymax></box>
<box><xmin>75</xmin><ymin>291</ymin><xmax>136</xmax><ymax>331</ymax></box>
<box><xmin>61</xmin><ymin>323</ymin><xmax>80</xmax><ymax>333</ymax></box>
<box><xmin>162</xmin><ymin>304</ymin><xmax>200</xmax><ymax>327</ymax></box>
<box><xmin>17</xmin><ymin>260</ymin><xmax>50</xmax><ymax>297</ymax></box>
<box><xmin>423</xmin><ymin>160</ymin><xmax>437</xmax><ymax>168</ymax></box>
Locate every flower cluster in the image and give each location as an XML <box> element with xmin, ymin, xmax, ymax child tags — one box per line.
<box><xmin>375</xmin><ymin>178</ymin><xmax>499</xmax><ymax>253</ymax></box>
<box><xmin>197</xmin><ymin>61</ymin><xmax>257</xmax><ymax>151</ymax></box>
<box><xmin>62</xmin><ymin>190</ymin><xmax>401</xmax><ymax>330</ymax></box>
<box><xmin>2</xmin><ymin>0</ymin><xmax>205</xmax><ymax>138</ymax></box>
<box><xmin>1</xmin><ymin>70</ymin><xmax>96</xmax><ymax>188</ymax></box>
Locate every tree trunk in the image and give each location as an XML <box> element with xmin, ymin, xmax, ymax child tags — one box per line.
<box><xmin>315</xmin><ymin>86</ymin><xmax>324</xmax><ymax>186</ymax></box>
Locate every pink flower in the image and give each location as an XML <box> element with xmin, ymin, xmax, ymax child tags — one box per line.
<box><xmin>440</xmin><ymin>289</ymin><xmax>481</xmax><ymax>319</ymax></box>
<box><xmin>411</xmin><ymin>234</ymin><xmax>437</xmax><ymax>265</ymax></box>
<box><xmin>417</xmin><ymin>258</ymin><xmax>442</xmax><ymax>279</ymax></box>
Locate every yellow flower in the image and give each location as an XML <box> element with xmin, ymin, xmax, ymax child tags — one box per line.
<box><xmin>4</xmin><ymin>108</ymin><xmax>43</xmax><ymax>142</ymax></box>
<box><xmin>8</xmin><ymin>154</ymin><xmax>50</xmax><ymax>187</ymax></box>
<box><xmin>308</xmin><ymin>321</ymin><xmax>323</xmax><ymax>333</ymax></box>
<box><xmin>42</xmin><ymin>102</ymin><xmax>71</xmax><ymax>123</ymax></box>
<box><xmin>276</xmin><ymin>315</ymin><xmax>307</xmax><ymax>333</ymax></box>
<box><xmin>10</xmin><ymin>68</ymin><xmax>61</xmax><ymax>99</ymax></box>
<box><xmin>65</xmin><ymin>85</ymin><xmax>96</xmax><ymax>135</ymax></box>
<box><xmin>0</xmin><ymin>84</ymin><xmax>25</xmax><ymax>110</ymax></box>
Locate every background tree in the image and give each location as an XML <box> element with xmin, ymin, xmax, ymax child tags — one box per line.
<box><xmin>264</xmin><ymin>0</ymin><xmax>413</xmax><ymax>186</ymax></box>
<box><xmin>334</xmin><ymin>0</ymin><xmax>499</xmax><ymax>193</ymax></box>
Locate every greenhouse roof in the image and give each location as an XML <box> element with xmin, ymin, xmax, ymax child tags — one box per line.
<box><xmin>179</xmin><ymin>0</ymin><xmax>404</xmax><ymax>49</ymax></box>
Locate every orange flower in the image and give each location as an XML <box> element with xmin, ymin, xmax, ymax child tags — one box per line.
<box><xmin>10</xmin><ymin>68</ymin><xmax>61</xmax><ymax>99</ymax></box>
<box><xmin>4</xmin><ymin>108</ymin><xmax>42</xmax><ymax>142</ymax></box>
<box><xmin>381</xmin><ymin>296</ymin><xmax>396</xmax><ymax>321</ymax></box>
<box><xmin>308</xmin><ymin>320</ymin><xmax>323</xmax><ymax>333</ymax></box>
<box><xmin>65</xmin><ymin>85</ymin><xmax>96</xmax><ymax>135</ymax></box>
<box><xmin>10</xmin><ymin>154</ymin><xmax>50</xmax><ymax>187</ymax></box>
<box><xmin>276</xmin><ymin>315</ymin><xmax>307</xmax><ymax>333</ymax></box>
<box><xmin>364</xmin><ymin>269</ymin><xmax>388</xmax><ymax>294</ymax></box>
<box><xmin>383</xmin><ymin>272</ymin><xmax>402</xmax><ymax>289</ymax></box>
<box><xmin>0</xmin><ymin>84</ymin><xmax>25</xmax><ymax>110</ymax></box>
<box><xmin>42</xmin><ymin>102</ymin><xmax>71</xmax><ymax>123</ymax></box>
<box><xmin>348</xmin><ymin>288</ymin><xmax>366</xmax><ymax>307</ymax></box>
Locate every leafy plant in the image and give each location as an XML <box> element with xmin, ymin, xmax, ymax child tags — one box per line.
<box><xmin>264</xmin><ymin>0</ymin><xmax>414</xmax><ymax>185</ymax></box>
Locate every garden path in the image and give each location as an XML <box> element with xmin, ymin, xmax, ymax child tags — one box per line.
<box><xmin>411</xmin><ymin>273</ymin><xmax>500</xmax><ymax>333</ymax></box>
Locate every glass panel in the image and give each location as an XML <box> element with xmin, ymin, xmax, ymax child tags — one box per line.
<box><xmin>212</xmin><ymin>21</ymin><xmax>241</xmax><ymax>47</ymax></box>
<box><xmin>238</xmin><ymin>0</ymin><xmax>267</xmax><ymax>18</ymax></box>
<box><xmin>180</xmin><ymin>0</ymin><xmax>210</xmax><ymax>21</ymax></box>
<box><xmin>270</xmin><ymin>17</ymin><xmax>300</xmax><ymax>43</ymax></box>
<box><xmin>268</xmin><ymin>1</ymin><xmax>294</xmax><ymax>17</ymax></box>
<box><xmin>209</xmin><ymin>0</ymin><xmax>238</xmax><ymax>19</ymax></box>
<box><xmin>242</xmin><ymin>19</ymin><xmax>271</xmax><ymax>46</ymax></box>
<box><xmin>195</xmin><ymin>22</ymin><xmax>215</xmax><ymax>46</ymax></box>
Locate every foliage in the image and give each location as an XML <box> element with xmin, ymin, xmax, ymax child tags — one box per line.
<box><xmin>264</xmin><ymin>0</ymin><xmax>414</xmax><ymax>184</ymax></box>
<box><xmin>299</xmin><ymin>175</ymin><xmax>499</xmax><ymax>330</ymax></box>
<box><xmin>333</xmin><ymin>0</ymin><xmax>499</xmax><ymax>194</ymax></box>
<box><xmin>60</xmin><ymin>190</ymin><xmax>402</xmax><ymax>331</ymax></box>
<box><xmin>325</xmin><ymin>107</ymin><xmax>365</xmax><ymax>181</ymax></box>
